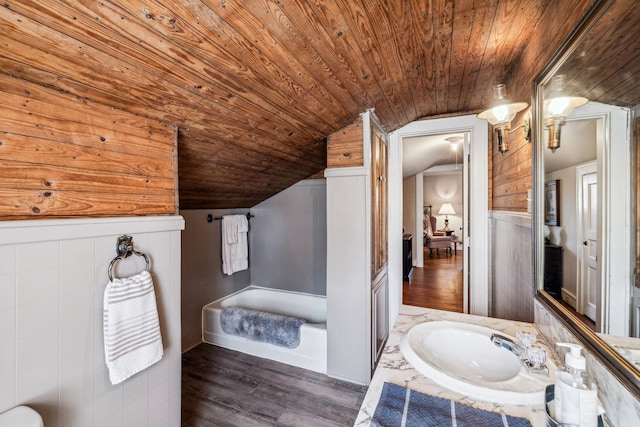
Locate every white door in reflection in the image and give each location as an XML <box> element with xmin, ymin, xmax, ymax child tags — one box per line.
<box><xmin>578</xmin><ymin>163</ymin><xmax>598</xmax><ymax>322</ymax></box>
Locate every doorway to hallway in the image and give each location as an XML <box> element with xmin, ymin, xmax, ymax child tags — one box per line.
<box><xmin>389</xmin><ymin>114</ymin><xmax>489</xmax><ymax>325</ymax></box>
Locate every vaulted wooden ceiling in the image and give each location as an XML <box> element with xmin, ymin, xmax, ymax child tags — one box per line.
<box><xmin>2</xmin><ymin>0</ymin><xmax>596</xmax><ymax>209</ymax></box>
<box><xmin>553</xmin><ymin>0</ymin><xmax>640</xmax><ymax>108</ymax></box>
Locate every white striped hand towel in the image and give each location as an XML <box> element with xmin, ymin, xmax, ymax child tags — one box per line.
<box><xmin>103</xmin><ymin>270</ymin><xmax>163</xmax><ymax>385</ymax></box>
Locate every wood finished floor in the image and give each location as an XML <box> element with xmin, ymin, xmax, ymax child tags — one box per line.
<box><xmin>182</xmin><ymin>343</ymin><xmax>368</xmax><ymax>427</ymax></box>
<box><xmin>183</xmin><ymin>248</ymin><xmax>462</xmax><ymax>426</ymax></box>
<box><xmin>403</xmin><ymin>248</ymin><xmax>464</xmax><ymax>312</ymax></box>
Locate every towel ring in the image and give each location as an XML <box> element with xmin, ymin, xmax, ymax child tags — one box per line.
<box><xmin>108</xmin><ymin>235</ymin><xmax>151</xmax><ymax>281</ymax></box>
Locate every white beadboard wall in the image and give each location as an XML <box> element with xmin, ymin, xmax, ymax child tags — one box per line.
<box><xmin>489</xmin><ymin>210</ymin><xmax>535</xmax><ymax>322</ymax></box>
<box><xmin>0</xmin><ymin>216</ymin><xmax>184</xmax><ymax>427</ymax></box>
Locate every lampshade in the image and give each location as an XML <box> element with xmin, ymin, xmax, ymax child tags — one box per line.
<box><xmin>477</xmin><ymin>84</ymin><xmax>528</xmax><ymax>126</ymax></box>
<box><xmin>478</xmin><ymin>102</ymin><xmax>529</xmax><ymax>126</ymax></box>
<box><xmin>544</xmin><ymin>74</ymin><xmax>588</xmax><ymax>118</ymax></box>
<box><xmin>544</xmin><ymin>75</ymin><xmax>588</xmax><ymax>152</ymax></box>
<box><xmin>438</xmin><ymin>203</ymin><xmax>456</xmax><ymax>216</ymax></box>
<box><xmin>545</xmin><ymin>96</ymin><xmax>589</xmax><ymax>118</ymax></box>
<box><xmin>477</xmin><ymin>84</ymin><xmax>528</xmax><ymax>154</ymax></box>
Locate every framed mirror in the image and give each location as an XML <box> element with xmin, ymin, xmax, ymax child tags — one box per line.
<box><xmin>533</xmin><ymin>0</ymin><xmax>640</xmax><ymax>398</ymax></box>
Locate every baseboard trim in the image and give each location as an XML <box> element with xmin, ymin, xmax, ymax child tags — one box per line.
<box><xmin>562</xmin><ymin>288</ymin><xmax>577</xmax><ymax>308</ymax></box>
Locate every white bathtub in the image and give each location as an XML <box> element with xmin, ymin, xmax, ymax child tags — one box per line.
<box><xmin>202</xmin><ymin>286</ymin><xmax>327</xmax><ymax>373</ymax></box>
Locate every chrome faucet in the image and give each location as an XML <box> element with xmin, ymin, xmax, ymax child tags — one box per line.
<box><xmin>490</xmin><ymin>333</ymin><xmax>526</xmax><ymax>357</ymax></box>
<box><xmin>490</xmin><ymin>333</ymin><xmax>548</xmax><ymax>374</ymax></box>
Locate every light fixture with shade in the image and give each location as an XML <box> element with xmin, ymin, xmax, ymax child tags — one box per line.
<box><xmin>446</xmin><ymin>136</ymin><xmax>463</xmax><ymax>150</ymax></box>
<box><xmin>477</xmin><ymin>84</ymin><xmax>530</xmax><ymax>154</ymax></box>
<box><xmin>446</xmin><ymin>136</ymin><xmax>463</xmax><ymax>170</ymax></box>
<box><xmin>544</xmin><ymin>75</ymin><xmax>589</xmax><ymax>152</ymax></box>
<box><xmin>438</xmin><ymin>203</ymin><xmax>456</xmax><ymax>231</ymax></box>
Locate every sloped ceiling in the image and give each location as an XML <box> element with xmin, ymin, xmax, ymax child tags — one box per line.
<box><xmin>2</xmin><ymin>0</ymin><xmax>596</xmax><ymax>208</ymax></box>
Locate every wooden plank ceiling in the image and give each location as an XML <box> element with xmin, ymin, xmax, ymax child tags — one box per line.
<box><xmin>554</xmin><ymin>0</ymin><xmax>640</xmax><ymax>108</ymax></box>
<box><xmin>2</xmin><ymin>0</ymin><xmax>595</xmax><ymax>209</ymax></box>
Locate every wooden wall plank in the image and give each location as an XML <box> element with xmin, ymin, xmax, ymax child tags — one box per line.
<box><xmin>490</xmin><ymin>110</ymin><xmax>532</xmax><ymax>212</ymax></box>
<box><xmin>491</xmin><ymin>192</ymin><xmax>529</xmax><ymax>211</ymax></box>
<box><xmin>0</xmin><ymin>164</ymin><xmax>174</xmax><ymax>195</ymax></box>
<box><xmin>0</xmin><ymin>74</ymin><xmax>173</xmax><ymax>144</ymax></box>
<box><xmin>0</xmin><ymin>133</ymin><xmax>172</xmax><ymax>178</ymax></box>
<box><xmin>0</xmin><ymin>189</ymin><xmax>174</xmax><ymax>218</ymax></box>
<box><xmin>327</xmin><ymin>117</ymin><xmax>364</xmax><ymax>168</ymax></box>
<box><xmin>0</xmin><ymin>76</ymin><xmax>176</xmax><ymax>219</ymax></box>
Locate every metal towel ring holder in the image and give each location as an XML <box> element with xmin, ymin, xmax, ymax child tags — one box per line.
<box><xmin>108</xmin><ymin>235</ymin><xmax>151</xmax><ymax>281</ymax></box>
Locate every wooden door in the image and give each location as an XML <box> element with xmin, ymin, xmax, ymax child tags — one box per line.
<box><xmin>371</xmin><ymin>125</ymin><xmax>388</xmax><ymax>277</ymax></box>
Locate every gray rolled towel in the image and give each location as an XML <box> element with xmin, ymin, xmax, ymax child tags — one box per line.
<box><xmin>220</xmin><ymin>307</ymin><xmax>306</xmax><ymax>348</ymax></box>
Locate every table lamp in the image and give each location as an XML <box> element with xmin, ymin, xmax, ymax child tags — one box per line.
<box><xmin>438</xmin><ymin>203</ymin><xmax>456</xmax><ymax>231</ymax></box>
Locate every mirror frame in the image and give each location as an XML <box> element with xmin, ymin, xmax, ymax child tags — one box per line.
<box><xmin>532</xmin><ymin>0</ymin><xmax>640</xmax><ymax>400</ymax></box>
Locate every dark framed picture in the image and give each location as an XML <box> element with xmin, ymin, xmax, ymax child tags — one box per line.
<box><xmin>545</xmin><ymin>180</ymin><xmax>560</xmax><ymax>226</ymax></box>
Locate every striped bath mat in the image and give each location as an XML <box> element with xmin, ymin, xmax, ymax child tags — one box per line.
<box><xmin>372</xmin><ymin>382</ymin><xmax>532</xmax><ymax>427</ymax></box>
<box><xmin>103</xmin><ymin>270</ymin><xmax>163</xmax><ymax>385</ymax></box>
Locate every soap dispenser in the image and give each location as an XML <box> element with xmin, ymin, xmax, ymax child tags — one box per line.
<box><xmin>554</xmin><ymin>343</ymin><xmax>598</xmax><ymax>427</ymax></box>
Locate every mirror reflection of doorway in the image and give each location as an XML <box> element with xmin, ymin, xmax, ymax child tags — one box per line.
<box><xmin>401</xmin><ymin>133</ymin><xmax>467</xmax><ymax>312</ymax></box>
<box><xmin>577</xmin><ymin>163</ymin><xmax>598</xmax><ymax>323</ymax></box>
<box><xmin>544</xmin><ymin>118</ymin><xmax>598</xmax><ymax>330</ymax></box>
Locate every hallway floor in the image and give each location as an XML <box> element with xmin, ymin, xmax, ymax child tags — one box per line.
<box><xmin>403</xmin><ymin>248</ymin><xmax>464</xmax><ymax>312</ymax></box>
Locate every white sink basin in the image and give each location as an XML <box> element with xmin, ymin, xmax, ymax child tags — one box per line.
<box><xmin>400</xmin><ymin>321</ymin><xmax>550</xmax><ymax>405</ymax></box>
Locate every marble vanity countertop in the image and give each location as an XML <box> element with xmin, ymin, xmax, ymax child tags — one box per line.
<box><xmin>354</xmin><ymin>305</ymin><xmax>556</xmax><ymax>426</ymax></box>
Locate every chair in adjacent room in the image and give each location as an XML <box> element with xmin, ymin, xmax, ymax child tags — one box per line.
<box><xmin>424</xmin><ymin>214</ymin><xmax>452</xmax><ymax>257</ymax></box>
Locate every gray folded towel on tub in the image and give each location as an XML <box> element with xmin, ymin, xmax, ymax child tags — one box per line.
<box><xmin>220</xmin><ymin>307</ymin><xmax>306</xmax><ymax>348</ymax></box>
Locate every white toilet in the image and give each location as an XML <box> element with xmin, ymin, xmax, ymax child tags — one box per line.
<box><xmin>0</xmin><ymin>406</ymin><xmax>44</xmax><ymax>427</ymax></box>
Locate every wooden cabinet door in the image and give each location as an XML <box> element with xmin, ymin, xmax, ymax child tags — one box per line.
<box><xmin>372</xmin><ymin>125</ymin><xmax>388</xmax><ymax>277</ymax></box>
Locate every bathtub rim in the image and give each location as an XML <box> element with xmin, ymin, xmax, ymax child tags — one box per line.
<box><xmin>205</xmin><ymin>284</ymin><xmax>326</xmax><ymax>306</ymax></box>
<box><xmin>201</xmin><ymin>285</ymin><xmax>328</xmax><ymax>374</ymax></box>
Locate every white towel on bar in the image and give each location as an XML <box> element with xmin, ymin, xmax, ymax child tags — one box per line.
<box><xmin>103</xmin><ymin>270</ymin><xmax>163</xmax><ymax>385</ymax></box>
<box><xmin>222</xmin><ymin>214</ymin><xmax>249</xmax><ymax>275</ymax></box>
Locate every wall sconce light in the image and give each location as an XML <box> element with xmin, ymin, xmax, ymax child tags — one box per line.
<box><xmin>478</xmin><ymin>84</ymin><xmax>529</xmax><ymax>154</ymax></box>
<box><xmin>438</xmin><ymin>203</ymin><xmax>456</xmax><ymax>231</ymax></box>
<box><xmin>544</xmin><ymin>75</ymin><xmax>588</xmax><ymax>152</ymax></box>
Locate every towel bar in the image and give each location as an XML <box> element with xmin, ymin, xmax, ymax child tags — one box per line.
<box><xmin>108</xmin><ymin>235</ymin><xmax>150</xmax><ymax>281</ymax></box>
<box><xmin>207</xmin><ymin>212</ymin><xmax>254</xmax><ymax>223</ymax></box>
